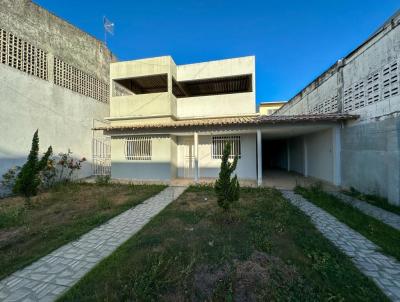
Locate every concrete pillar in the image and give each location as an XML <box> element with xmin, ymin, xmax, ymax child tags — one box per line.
<box><xmin>303</xmin><ymin>137</ymin><xmax>308</xmax><ymax>177</ymax></box>
<box><xmin>287</xmin><ymin>140</ymin><xmax>291</xmax><ymax>172</ymax></box>
<box><xmin>332</xmin><ymin>125</ymin><xmax>342</xmax><ymax>186</ymax></box>
<box><xmin>194</xmin><ymin>132</ymin><xmax>199</xmax><ymax>182</ymax></box>
<box><xmin>257</xmin><ymin>129</ymin><xmax>262</xmax><ymax>186</ymax></box>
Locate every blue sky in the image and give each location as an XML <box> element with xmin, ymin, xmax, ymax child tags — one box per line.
<box><xmin>34</xmin><ymin>0</ymin><xmax>399</xmax><ymax>104</ymax></box>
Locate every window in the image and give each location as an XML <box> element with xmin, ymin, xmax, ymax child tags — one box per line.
<box><xmin>212</xmin><ymin>136</ymin><xmax>241</xmax><ymax>159</ymax></box>
<box><xmin>125</xmin><ymin>137</ymin><xmax>152</xmax><ymax>160</ymax></box>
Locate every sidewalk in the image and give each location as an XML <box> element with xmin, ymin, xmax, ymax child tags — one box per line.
<box><xmin>0</xmin><ymin>186</ymin><xmax>186</xmax><ymax>302</ymax></box>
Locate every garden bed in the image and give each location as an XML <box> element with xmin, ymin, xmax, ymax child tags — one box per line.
<box><xmin>60</xmin><ymin>186</ymin><xmax>387</xmax><ymax>301</ymax></box>
<box><xmin>0</xmin><ymin>182</ymin><xmax>165</xmax><ymax>279</ymax></box>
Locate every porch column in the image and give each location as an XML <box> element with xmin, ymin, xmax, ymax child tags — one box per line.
<box><xmin>257</xmin><ymin>129</ymin><xmax>262</xmax><ymax>186</ymax></box>
<box><xmin>194</xmin><ymin>132</ymin><xmax>199</xmax><ymax>182</ymax></box>
<box><xmin>332</xmin><ymin>125</ymin><xmax>342</xmax><ymax>186</ymax></box>
<box><xmin>303</xmin><ymin>137</ymin><xmax>308</xmax><ymax>177</ymax></box>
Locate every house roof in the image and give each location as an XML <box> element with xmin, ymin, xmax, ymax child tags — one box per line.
<box><xmin>94</xmin><ymin>113</ymin><xmax>358</xmax><ymax>132</ymax></box>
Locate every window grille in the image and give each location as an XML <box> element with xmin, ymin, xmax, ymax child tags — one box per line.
<box><xmin>54</xmin><ymin>57</ymin><xmax>109</xmax><ymax>103</ymax></box>
<box><xmin>125</xmin><ymin>137</ymin><xmax>152</xmax><ymax>160</ymax></box>
<box><xmin>0</xmin><ymin>27</ymin><xmax>48</xmax><ymax>80</ymax></box>
<box><xmin>212</xmin><ymin>136</ymin><xmax>241</xmax><ymax>159</ymax></box>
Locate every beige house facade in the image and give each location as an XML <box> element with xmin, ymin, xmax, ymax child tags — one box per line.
<box><xmin>98</xmin><ymin>56</ymin><xmax>355</xmax><ymax>187</ymax></box>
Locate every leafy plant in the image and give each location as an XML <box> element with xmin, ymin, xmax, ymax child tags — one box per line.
<box><xmin>57</xmin><ymin>150</ymin><xmax>86</xmax><ymax>182</ymax></box>
<box><xmin>214</xmin><ymin>143</ymin><xmax>240</xmax><ymax>211</ymax></box>
<box><xmin>1</xmin><ymin>166</ymin><xmax>21</xmax><ymax>191</ymax></box>
<box><xmin>13</xmin><ymin>130</ymin><xmax>52</xmax><ymax>198</ymax></box>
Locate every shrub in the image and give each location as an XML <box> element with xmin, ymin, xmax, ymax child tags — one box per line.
<box><xmin>56</xmin><ymin>150</ymin><xmax>86</xmax><ymax>182</ymax></box>
<box><xmin>13</xmin><ymin>130</ymin><xmax>52</xmax><ymax>198</ymax></box>
<box><xmin>214</xmin><ymin>142</ymin><xmax>240</xmax><ymax>211</ymax></box>
<box><xmin>1</xmin><ymin>166</ymin><xmax>21</xmax><ymax>191</ymax></box>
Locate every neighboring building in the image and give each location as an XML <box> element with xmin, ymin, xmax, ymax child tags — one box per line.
<box><xmin>276</xmin><ymin>10</ymin><xmax>400</xmax><ymax>204</ymax></box>
<box><xmin>0</xmin><ymin>0</ymin><xmax>115</xmax><ymax>180</ymax></box>
<box><xmin>259</xmin><ymin>101</ymin><xmax>286</xmax><ymax>115</ymax></box>
<box><xmin>96</xmin><ymin>56</ymin><xmax>355</xmax><ymax>188</ymax></box>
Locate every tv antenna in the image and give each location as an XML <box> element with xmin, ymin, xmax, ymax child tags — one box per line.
<box><xmin>103</xmin><ymin>16</ymin><xmax>114</xmax><ymax>46</ymax></box>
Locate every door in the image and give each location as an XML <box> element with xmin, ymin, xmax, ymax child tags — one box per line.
<box><xmin>182</xmin><ymin>137</ymin><xmax>194</xmax><ymax>178</ymax></box>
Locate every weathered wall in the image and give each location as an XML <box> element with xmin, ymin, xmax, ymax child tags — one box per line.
<box><xmin>0</xmin><ymin>0</ymin><xmax>114</xmax><ymax>191</ymax></box>
<box><xmin>0</xmin><ymin>63</ymin><xmax>109</xmax><ymax>177</ymax></box>
<box><xmin>276</xmin><ymin>11</ymin><xmax>400</xmax><ymax>204</ymax></box>
<box><xmin>0</xmin><ymin>0</ymin><xmax>114</xmax><ymax>82</ymax></box>
<box><xmin>341</xmin><ymin>115</ymin><xmax>400</xmax><ymax>203</ymax></box>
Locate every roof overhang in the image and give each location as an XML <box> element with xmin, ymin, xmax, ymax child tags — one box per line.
<box><xmin>94</xmin><ymin>114</ymin><xmax>359</xmax><ymax>135</ymax></box>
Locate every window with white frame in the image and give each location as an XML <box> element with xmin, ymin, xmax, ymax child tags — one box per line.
<box><xmin>212</xmin><ymin>136</ymin><xmax>241</xmax><ymax>159</ymax></box>
<box><xmin>125</xmin><ymin>137</ymin><xmax>152</xmax><ymax>160</ymax></box>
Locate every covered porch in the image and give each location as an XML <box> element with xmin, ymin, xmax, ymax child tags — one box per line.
<box><xmin>97</xmin><ymin>114</ymin><xmax>358</xmax><ymax>188</ymax></box>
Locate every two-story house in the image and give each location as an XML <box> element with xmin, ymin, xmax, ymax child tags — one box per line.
<box><xmin>97</xmin><ymin>56</ymin><xmax>356</xmax><ymax>186</ymax></box>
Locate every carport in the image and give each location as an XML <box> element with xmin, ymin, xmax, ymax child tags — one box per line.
<box><xmin>254</xmin><ymin>114</ymin><xmax>358</xmax><ymax>189</ymax></box>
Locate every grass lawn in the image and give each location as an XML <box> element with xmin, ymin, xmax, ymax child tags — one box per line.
<box><xmin>60</xmin><ymin>186</ymin><xmax>387</xmax><ymax>301</ymax></box>
<box><xmin>344</xmin><ymin>189</ymin><xmax>400</xmax><ymax>216</ymax></box>
<box><xmin>296</xmin><ymin>186</ymin><xmax>400</xmax><ymax>262</ymax></box>
<box><xmin>0</xmin><ymin>182</ymin><xmax>165</xmax><ymax>279</ymax></box>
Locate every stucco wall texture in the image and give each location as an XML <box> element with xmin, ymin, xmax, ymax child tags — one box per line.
<box><xmin>276</xmin><ymin>11</ymin><xmax>400</xmax><ymax>204</ymax></box>
<box><xmin>0</xmin><ymin>0</ymin><xmax>114</xmax><ymax>184</ymax></box>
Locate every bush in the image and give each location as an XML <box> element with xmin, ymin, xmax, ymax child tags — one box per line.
<box><xmin>13</xmin><ymin>130</ymin><xmax>52</xmax><ymax>198</ymax></box>
<box><xmin>56</xmin><ymin>150</ymin><xmax>86</xmax><ymax>182</ymax></box>
<box><xmin>214</xmin><ymin>142</ymin><xmax>240</xmax><ymax>211</ymax></box>
<box><xmin>1</xmin><ymin>166</ymin><xmax>21</xmax><ymax>191</ymax></box>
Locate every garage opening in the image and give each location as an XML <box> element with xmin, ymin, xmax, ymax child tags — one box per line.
<box><xmin>262</xmin><ymin>139</ymin><xmax>288</xmax><ymax>171</ymax></box>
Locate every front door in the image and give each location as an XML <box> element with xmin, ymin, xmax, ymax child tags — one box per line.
<box><xmin>182</xmin><ymin>137</ymin><xmax>195</xmax><ymax>178</ymax></box>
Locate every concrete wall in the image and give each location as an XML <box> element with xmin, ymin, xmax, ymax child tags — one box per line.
<box><xmin>109</xmin><ymin>56</ymin><xmax>256</xmax><ymax>126</ymax></box>
<box><xmin>276</xmin><ymin>11</ymin><xmax>400</xmax><ymax>204</ymax></box>
<box><xmin>305</xmin><ymin>129</ymin><xmax>334</xmax><ymax>183</ymax></box>
<box><xmin>111</xmin><ymin>135</ymin><xmax>172</xmax><ymax>181</ymax></box>
<box><xmin>177</xmin><ymin>93</ymin><xmax>255</xmax><ymax>118</ymax></box>
<box><xmin>0</xmin><ymin>0</ymin><xmax>114</xmax><ymax>190</ymax></box>
<box><xmin>0</xmin><ymin>63</ymin><xmax>108</xmax><ymax>178</ymax></box>
<box><xmin>0</xmin><ymin>0</ymin><xmax>115</xmax><ymax>82</ymax></box>
<box><xmin>341</xmin><ymin>116</ymin><xmax>400</xmax><ymax>203</ymax></box>
<box><xmin>288</xmin><ymin>137</ymin><xmax>304</xmax><ymax>175</ymax></box>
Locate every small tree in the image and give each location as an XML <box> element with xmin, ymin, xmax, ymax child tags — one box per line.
<box><xmin>13</xmin><ymin>130</ymin><xmax>52</xmax><ymax>198</ymax></box>
<box><xmin>215</xmin><ymin>142</ymin><xmax>240</xmax><ymax>211</ymax></box>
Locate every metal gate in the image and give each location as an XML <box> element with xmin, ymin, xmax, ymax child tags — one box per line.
<box><xmin>92</xmin><ymin>120</ymin><xmax>111</xmax><ymax>176</ymax></box>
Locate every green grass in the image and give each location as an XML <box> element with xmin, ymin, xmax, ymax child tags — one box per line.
<box><xmin>59</xmin><ymin>186</ymin><xmax>387</xmax><ymax>301</ymax></box>
<box><xmin>0</xmin><ymin>182</ymin><xmax>166</xmax><ymax>279</ymax></box>
<box><xmin>295</xmin><ymin>186</ymin><xmax>400</xmax><ymax>262</ymax></box>
<box><xmin>344</xmin><ymin>188</ymin><xmax>400</xmax><ymax>216</ymax></box>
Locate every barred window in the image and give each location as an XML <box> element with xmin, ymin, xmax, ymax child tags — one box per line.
<box><xmin>125</xmin><ymin>137</ymin><xmax>152</xmax><ymax>160</ymax></box>
<box><xmin>54</xmin><ymin>57</ymin><xmax>109</xmax><ymax>103</ymax></box>
<box><xmin>212</xmin><ymin>136</ymin><xmax>241</xmax><ymax>159</ymax></box>
<box><xmin>0</xmin><ymin>27</ymin><xmax>48</xmax><ymax>80</ymax></box>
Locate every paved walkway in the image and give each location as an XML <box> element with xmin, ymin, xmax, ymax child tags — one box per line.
<box><xmin>282</xmin><ymin>190</ymin><xmax>400</xmax><ymax>301</ymax></box>
<box><xmin>329</xmin><ymin>191</ymin><xmax>400</xmax><ymax>231</ymax></box>
<box><xmin>0</xmin><ymin>186</ymin><xmax>186</xmax><ymax>302</ymax></box>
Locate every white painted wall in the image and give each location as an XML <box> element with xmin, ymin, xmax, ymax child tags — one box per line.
<box><xmin>305</xmin><ymin>129</ymin><xmax>334</xmax><ymax>183</ymax></box>
<box><xmin>0</xmin><ymin>64</ymin><xmax>109</xmax><ymax>178</ymax></box>
<box><xmin>110</xmin><ymin>135</ymin><xmax>172</xmax><ymax>180</ymax></box>
<box><xmin>176</xmin><ymin>93</ymin><xmax>255</xmax><ymax>118</ymax></box>
<box><xmin>177</xmin><ymin>134</ymin><xmax>257</xmax><ymax>180</ymax></box>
